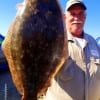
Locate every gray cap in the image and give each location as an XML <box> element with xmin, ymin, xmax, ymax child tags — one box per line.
<box><xmin>66</xmin><ymin>0</ymin><xmax>86</xmax><ymax>11</ymax></box>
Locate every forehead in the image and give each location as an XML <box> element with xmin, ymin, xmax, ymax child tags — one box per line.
<box><xmin>68</xmin><ymin>4</ymin><xmax>85</xmax><ymax>11</ymax></box>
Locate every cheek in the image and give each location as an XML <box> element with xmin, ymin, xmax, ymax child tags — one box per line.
<box><xmin>66</xmin><ymin>19</ymin><xmax>73</xmax><ymax>27</ymax></box>
<box><xmin>66</xmin><ymin>16</ymin><xmax>74</xmax><ymax>25</ymax></box>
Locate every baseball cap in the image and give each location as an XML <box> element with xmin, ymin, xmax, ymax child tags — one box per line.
<box><xmin>66</xmin><ymin>0</ymin><xmax>86</xmax><ymax>11</ymax></box>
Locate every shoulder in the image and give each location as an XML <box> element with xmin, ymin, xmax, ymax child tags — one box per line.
<box><xmin>84</xmin><ymin>33</ymin><xmax>100</xmax><ymax>57</ymax></box>
<box><xmin>84</xmin><ymin>33</ymin><xmax>98</xmax><ymax>45</ymax></box>
<box><xmin>84</xmin><ymin>33</ymin><xmax>95</xmax><ymax>41</ymax></box>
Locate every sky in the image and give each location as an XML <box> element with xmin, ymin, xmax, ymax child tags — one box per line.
<box><xmin>0</xmin><ymin>0</ymin><xmax>100</xmax><ymax>39</ymax></box>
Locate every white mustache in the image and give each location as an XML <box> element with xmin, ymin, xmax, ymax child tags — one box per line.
<box><xmin>72</xmin><ymin>21</ymin><xmax>83</xmax><ymax>24</ymax></box>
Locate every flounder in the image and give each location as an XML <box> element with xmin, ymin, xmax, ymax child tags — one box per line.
<box><xmin>2</xmin><ymin>0</ymin><xmax>68</xmax><ymax>100</ymax></box>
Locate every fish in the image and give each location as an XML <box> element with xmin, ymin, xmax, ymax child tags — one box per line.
<box><xmin>2</xmin><ymin>0</ymin><xmax>68</xmax><ymax>100</ymax></box>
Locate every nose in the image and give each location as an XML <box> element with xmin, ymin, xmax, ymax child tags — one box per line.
<box><xmin>74</xmin><ymin>14</ymin><xmax>80</xmax><ymax>20</ymax></box>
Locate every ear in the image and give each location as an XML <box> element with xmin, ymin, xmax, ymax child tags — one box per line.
<box><xmin>63</xmin><ymin>13</ymin><xmax>67</xmax><ymax>20</ymax></box>
<box><xmin>16</xmin><ymin>1</ymin><xmax>25</xmax><ymax>10</ymax></box>
<box><xmin>16</xmin><ymin>3</ymin><xmax>23</xmax><ymax>10</ymax></box>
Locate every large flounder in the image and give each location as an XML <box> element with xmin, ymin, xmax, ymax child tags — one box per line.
<box><xmin>2</xmin><ymin>0</ymin><xmax>68</xmax><ymax>100</ymax></box>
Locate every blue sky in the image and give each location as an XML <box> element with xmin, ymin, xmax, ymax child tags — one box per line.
<box><xmin>0</xmin><ymin>0</ymin><xmax>100</xmax><ymax>39</ymax></box>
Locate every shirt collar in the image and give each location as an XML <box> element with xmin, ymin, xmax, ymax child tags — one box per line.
<box><xmin>67</xmin><ymin>31</ymin><xmax>86</xmax><ymax>40</ymax></box>
<box><xmin>67</xmin><ymin>31</ymin><xmax>75</xmax><ymax>42</ymax></box>
<box><xmin>67</xmin><ymin>31</ymin><xmax>88</xmax><ymax>45</ymax></box>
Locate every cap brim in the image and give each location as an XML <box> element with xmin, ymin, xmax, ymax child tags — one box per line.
<box><xmin>66</xmin><ymin>2</ymin><xmax>86</xmax><ymax>11</ymax></box>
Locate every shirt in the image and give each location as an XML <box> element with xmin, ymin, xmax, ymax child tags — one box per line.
<box><xmin>44</xmin><ymin>32</ymin><xmax>100</xmax><ymax>100</ymax></box>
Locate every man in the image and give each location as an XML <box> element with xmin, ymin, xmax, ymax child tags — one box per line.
<box><xmin>44</xmin><ymin>0</ymin><xmax>100</xmax><ymax>100</ymax></box>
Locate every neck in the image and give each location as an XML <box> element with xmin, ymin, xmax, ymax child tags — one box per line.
<box><xmin>71</xmin><ymin>31</ymin><xmax>84</xmax><ymax>38</ymax></box>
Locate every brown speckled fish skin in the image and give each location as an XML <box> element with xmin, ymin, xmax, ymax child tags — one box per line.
<box><xmin>2</xmin><ymin>0</ymin><xmax>68</xmax><ymax>100</ymax></box>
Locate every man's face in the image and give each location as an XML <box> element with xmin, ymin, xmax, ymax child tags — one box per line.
<box><xmin>65</xmin><ymin>5</ymin><xmax>86</xmax><ymax>37</ymax></box>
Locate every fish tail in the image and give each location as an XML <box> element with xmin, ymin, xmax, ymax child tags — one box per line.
<box><xmin>21</xmin><ymin>91</ymin><xmax>37</xmax><ymax>100</ymax></box>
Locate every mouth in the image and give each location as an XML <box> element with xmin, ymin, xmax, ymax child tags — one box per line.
<box><xmin>72</xmin><ymin>21</ymin><xmax>83</xmax><ymax>24</ymax></box>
